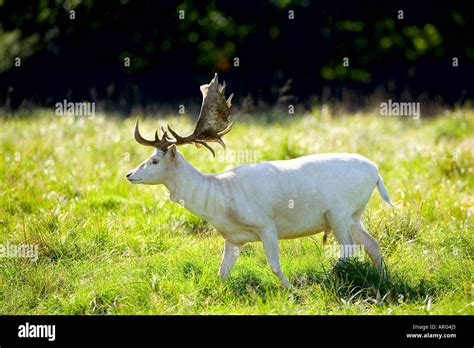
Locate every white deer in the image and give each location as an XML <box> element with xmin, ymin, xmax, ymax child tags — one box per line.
<box><xmin>126</xmin><ymin>74</ymin><xmax>393</xmax><ymax>288</ymax></box>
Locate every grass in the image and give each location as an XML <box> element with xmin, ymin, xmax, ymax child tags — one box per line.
<box><xmin>0</xmin><ymin>107</ymin><xmax>472</xmax><ymax>314</ymax></box>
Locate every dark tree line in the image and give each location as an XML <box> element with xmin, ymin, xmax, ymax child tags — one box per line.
<box><xmin>0</xmin><ymin>0</ymin><xmax>473</xmax><ymax>112</ymax></box>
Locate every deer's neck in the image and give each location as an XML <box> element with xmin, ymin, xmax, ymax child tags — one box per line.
<box><xmin>163</xmin><ymin>155</ymin><xmax>221</xmax><ymax>218</ymax></box>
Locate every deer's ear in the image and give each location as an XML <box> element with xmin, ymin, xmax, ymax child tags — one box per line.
<box><xmin>167</xmin><ymin>144</ymin><xmax>177</xmax><ymax>159</ymax></box>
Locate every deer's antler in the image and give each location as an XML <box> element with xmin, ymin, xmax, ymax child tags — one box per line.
<box><xmin>167</xmin><ymin>73</ymin><xmax>233</xmax><ymax>157</ymax></box>
<box><xmin>134</xmin><ymin>119</ymin><xmax>174</xmax><ymax>148</ymax></box>
<box><xmin>134</xmin><ymin>74</ymin><xmax>234</xmax><ymax>157</ymax></box>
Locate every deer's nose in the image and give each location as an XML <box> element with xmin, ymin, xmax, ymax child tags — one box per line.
<box><xmin>126</xmin><ymin>172</ymin><xmax>133</xmax><ymax>178</ymax></box>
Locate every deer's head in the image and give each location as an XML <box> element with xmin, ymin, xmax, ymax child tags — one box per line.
<box><xmin>126</xmin><ymin>74</ymin><xmax>233</xmax><ymax>185</ymax></box>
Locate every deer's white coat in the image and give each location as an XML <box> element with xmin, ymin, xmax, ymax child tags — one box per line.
<box><xmin>127</xmin><ymin>145</ymin><xmax>393</xmax><ymax>287</ymax></box>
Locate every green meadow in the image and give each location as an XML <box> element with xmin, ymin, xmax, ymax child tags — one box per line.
<box><xmin>0</xmin><ymin>108</ymin><xmax>472</xmax><ymax>314</ymax></box>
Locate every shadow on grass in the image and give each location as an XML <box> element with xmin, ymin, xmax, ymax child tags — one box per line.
<box><xmin>226</xmin><ymin>269</ymin><xmax>281</xmax><ymax>300</ymax></box>
<box><xmin>227</xmin><ymin>259</ymin><xmax>444</xmax><ymax>306</ymax></box>
<box><xmin>316</xmin><ymin>259</ymin><xmax>443</xmax><ymax>305</ymax></box>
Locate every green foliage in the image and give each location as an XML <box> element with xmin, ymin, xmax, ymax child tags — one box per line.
<box><xmin>321</xmin><ymin>17</ymin><xmax>449</xmax><ymax>82</ymax></box>
<box><xmin>0</xmin><ymin>1</ymin><xmax>472</xmax><ymax>85</ymax></box>
<box><xmin>0</xmin><ymin>29</ymin><xmax>39</xmax><ymax>73</ymax></box>
<box><xmin>0</xmin><ymin>109</ymin><xmax>472</xmax><ymax>314</ymax></box>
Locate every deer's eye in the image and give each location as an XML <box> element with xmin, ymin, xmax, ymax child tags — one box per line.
<box><xmin>151</xmin><ymin>159</ymin><xmax>159</xmax><ymax>165</ymax></box>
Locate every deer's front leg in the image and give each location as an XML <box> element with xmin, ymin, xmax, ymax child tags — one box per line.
<box><xmin>260</xmin><ymin>227</ymin><xmax>291</xmax><ymax>288</ymax></box>
<box><xmin>219</xmin><ymin>239</ymin><xmax>243</xmax><ymax>280</ymax></box>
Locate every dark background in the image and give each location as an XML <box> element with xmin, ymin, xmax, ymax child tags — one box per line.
<box><xmin>0</xmin><ymin>0</ymin><xmax>473</xmax><ymax>113</ymax></box>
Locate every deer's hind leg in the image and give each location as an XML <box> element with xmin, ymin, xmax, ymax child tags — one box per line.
<box><xmin>350</xmin><ymin>219</ymin><xmax>384</xmax><ymax>276</ymax></box>
<box><xmin>326</xmin><ymin>211</ymin><xmax>356</xmax><ymax>263</ymax></box>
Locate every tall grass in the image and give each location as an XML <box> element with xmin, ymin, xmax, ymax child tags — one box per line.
<box><xmin>0</xmin><ymin>108</ymin><xmax>472</xmax><ymax>314</ymax></box>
